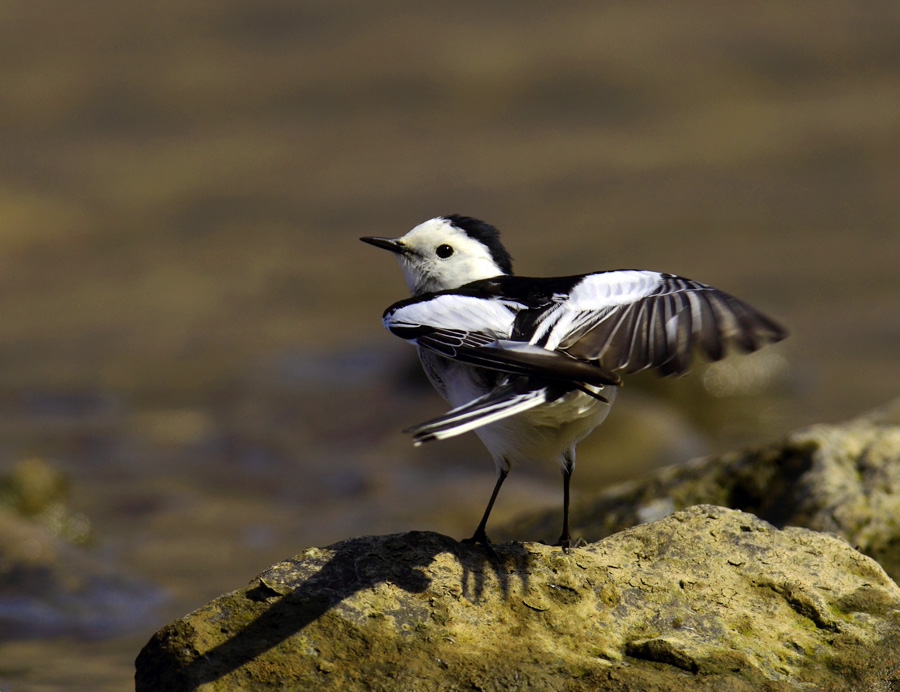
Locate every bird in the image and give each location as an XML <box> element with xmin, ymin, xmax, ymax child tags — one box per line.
<box><xmin>361</xmin><ymin>215</ymin><xmax>787</xmax><ymax>550</ymax></box>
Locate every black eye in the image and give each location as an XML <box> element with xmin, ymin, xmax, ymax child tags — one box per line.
<box><xmin>436</xmin><ymin>244</ymin><xmax>454</xmax><ymax>259</ymax></box>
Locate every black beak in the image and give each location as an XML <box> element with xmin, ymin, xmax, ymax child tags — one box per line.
<box><xmin>360</xmin><ymin>236</ymin><xmax>405</xmax><ymax>254</ymax></box>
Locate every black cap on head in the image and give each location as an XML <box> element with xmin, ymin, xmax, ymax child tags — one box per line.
<box><xmin>442</xmin><ymin>214</ymin><xmax>514</xmax><ymax>275</ymax></box>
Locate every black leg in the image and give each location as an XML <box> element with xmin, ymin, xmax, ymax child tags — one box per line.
<box><xmin>557</xmin><ymin>453</ymin><xmax>575</xmax><ymax>551</ymax></box>
<box><xmin>462</xmin><ymin>467</ymin><xmax>508</xmax><ymax>546</ymax></box>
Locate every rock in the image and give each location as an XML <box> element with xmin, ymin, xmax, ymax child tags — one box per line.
<box><xmin>499</xmin><ymin>398</ymin><xmax>900</xmax><ymax>582</ymax></box>
<box><xmin>135</xmin><ymin>506</ymin><xmax>900</xmax><ymax>691</ymax></box>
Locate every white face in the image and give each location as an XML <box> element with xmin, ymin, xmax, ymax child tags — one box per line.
<box><xmin>391</xmin><ymin>218</ymin><xmax>507</xmax><ymax>295</ymax></box>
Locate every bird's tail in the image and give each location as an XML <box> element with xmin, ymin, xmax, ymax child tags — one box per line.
<box><xmin>404</xmin><ymin>382</ymin><xmax>551</xmax><ymax>445</ymax></box>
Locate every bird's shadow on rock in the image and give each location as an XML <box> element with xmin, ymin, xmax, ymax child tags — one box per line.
<box><xmin>145</xmin><ymin>531</ymin><xmax>538</xmax><ymax>691</ymax></box>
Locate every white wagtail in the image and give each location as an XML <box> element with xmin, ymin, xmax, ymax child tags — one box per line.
<box><xmin>361</xmin><ymin>215</ymin><xmax>786</xmax><ymax>549</ymax></box>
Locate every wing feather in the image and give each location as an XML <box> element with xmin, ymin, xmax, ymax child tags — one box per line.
<box><xmin>384</xmin><ymin>287</ymin><xmax>620</xmax><ymax>386</ymax></box>
<box><xmin>691</xmin><ymin>290</ymin><xmax>723</xmax><ymax>361</ymax></box>
<box><xmin>382</xmin><ymin>270</ymin><xmax>786</xmax><ymax>381</ymax></box>
<box><xmin>556</xmin><ymin>273</ymin><xmax>786</xmax><ymax>375</ymax></box>
<box><xmin>606</xmin><ymin>302</ymin><xmax>641</xmax><ymax>370</ymax></box>
<box><xmin>626</xmin><ymin>298</ymin><xmax>652</xmax><ymax>369</ymax></box>
<box><xmin>418</xmin><ymin>337</ymin><xmax>620</xmax><ymax>386</ymax></box>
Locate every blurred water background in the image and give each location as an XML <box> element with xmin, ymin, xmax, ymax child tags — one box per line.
<box><xmin>0</xmin><ymin>2</ymin><xmax>899</xmax><ymax>690</ymax></box>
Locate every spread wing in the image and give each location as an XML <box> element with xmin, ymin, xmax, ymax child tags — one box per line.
<box><xmin>525</xmin><ymin>271</ymin><xmax>787</xmax><ymax>375</ymax></box>
<box><xmin>382</xmin><ymin>270</ymin><xmax>787</xmax><ymax>381</ymax></box>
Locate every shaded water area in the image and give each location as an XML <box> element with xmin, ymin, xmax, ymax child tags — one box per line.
<box><xmin>1</xmin><ymin>2</ymin><xmax>899</xmax><ymax>690</ymax></box>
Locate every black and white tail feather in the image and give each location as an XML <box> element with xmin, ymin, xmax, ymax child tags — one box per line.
<box><xmin>361</xmin><ymin>215</ymin><xmax>787</xmax><ymax>549</ymax></box>
<box><xmin>404</xmin><ymin>379</ymin><xmax>555</xmax><ymax>444</ymax></box>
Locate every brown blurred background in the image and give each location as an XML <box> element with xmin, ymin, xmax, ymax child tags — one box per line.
<box><xmin>1</xmin><ymin>2</ymin><xmax>899</xmax><ymax>690</ymax></box>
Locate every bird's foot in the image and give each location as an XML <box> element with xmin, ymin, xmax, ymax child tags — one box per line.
<box><xmin>461</xmin><ymin>528</ymin><xmax>499</xmax><ymax>560</ymax></box>
<box><xmin>462</xmin><ymin>526</ymin><xmax>491</xmax><ymax>545</ymax></box>
<box><xmin>553</xmin><ymin>535</ymin><xmax>586</xmax><ymax>552</ymax></box>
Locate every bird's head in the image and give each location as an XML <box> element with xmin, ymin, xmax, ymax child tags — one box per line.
<box><xmin>361</xmin><ymin>215</ymin><xmax>513</xmax><ymax>295</ymax></box>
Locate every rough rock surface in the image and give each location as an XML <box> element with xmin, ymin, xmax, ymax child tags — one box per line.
<box><xmin>135</xmin><ymin>505</ymin><xmax>900</xmax><ymax>691</ymax></box>
<box><xmin>501</xmin><ymin>398</ymin><xmax>900</xmax><ymax>582</ymax></box>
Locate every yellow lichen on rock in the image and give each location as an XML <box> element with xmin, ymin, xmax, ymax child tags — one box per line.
<box><xmin>136</xmin><ymin>506</ymin><xmax>900</xmax><ymax>691</ymax></box>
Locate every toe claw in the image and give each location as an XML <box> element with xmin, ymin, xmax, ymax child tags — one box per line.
<box><xmin>461</xmin><ymin>529</ymin><xmax>499</xmax><ymax>560</ymax></box>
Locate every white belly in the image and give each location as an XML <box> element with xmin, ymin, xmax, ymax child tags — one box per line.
<box><xmin>417</xmin><ymin>348</ymin><xmax>617</xmax><ymax>469</ymax></box>
<box><xmin>474</xmin><ymin>386</ymin><xmax>617</xmax><ymax>468</ymax></box>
